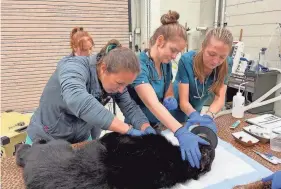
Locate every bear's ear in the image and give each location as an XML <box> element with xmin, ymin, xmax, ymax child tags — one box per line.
<box><xmin>191</xmin><ymin>173</ymin><xmax>200</xmax><ymax>180</ymax></box>
<box><xmin>199</xmin><ymin>147</ymin><xmax>215</xmax><ymax>175</ymax></box>
<box><xmin>15</xmin><ymin>143</ymin><xmax>32</xmax><ymax>167</ymax></box>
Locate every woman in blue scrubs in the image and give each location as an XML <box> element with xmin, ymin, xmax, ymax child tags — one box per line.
<box><xmin>173</xmin><ymin>28</ymin><xmax>234</xmax><ymax>132</ymax></box>
<box><xmin>128</xmin><ymin>11</ymin><xmax>209</xmax><ymax>169</ymax></box>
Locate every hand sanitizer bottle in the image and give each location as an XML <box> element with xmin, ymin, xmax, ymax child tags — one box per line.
<box><xmin>232</xmin><ymin>82</ymin><xmax>247</xmax><ymax>118</ymax></box>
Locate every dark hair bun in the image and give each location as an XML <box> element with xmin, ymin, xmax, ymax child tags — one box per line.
<box><xmin>160</xmin><ymin>10</ymin><xmax>179</xmax><ymax>25</ymax></box>
<box><xmin>71</xmin><ymin>27</ymin><xmax>84</xmax><ymax>38</ymax></box>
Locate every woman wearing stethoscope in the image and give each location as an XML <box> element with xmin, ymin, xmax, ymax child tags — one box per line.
<box><xmin>127</xmin><ymin>11</ymin><xmax>210</xmax><ymax>169</ymax></box>
<box><xmin>173</xmin><ymin>27</ymin><xmax>234</xmax><ymax>131</ymax></box>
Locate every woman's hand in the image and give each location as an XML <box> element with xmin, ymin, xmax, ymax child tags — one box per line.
<box><xmin>126</xmin><ymin>126</ymin><xmax>146</xmax><ymax>136</ymax></box>
<box><xmin>163</xmin><ymin>97</ymin><xmax>178</xmax><ymax>110</ymax></box>
<box><xmin>174</xmin><ymin>125</ymin><xmax>210</xmax><ymax>168</ymax></box>
<box><xmin>143</xmin><ymin>126</ymin><xmax>157</xmax><ymax>134</ymax></box>
<box><xmin>186</xmin><ymin>112</ymin><xmax>217</xmax><ymax>133</ymax></box>
<box><xmin>188</xmin><ymin>111</ymin><xmax>213</xmax><ymax>125</ymax></box>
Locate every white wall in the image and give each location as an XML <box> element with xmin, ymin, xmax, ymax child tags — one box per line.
<box><xmin>199</xmin><ymin>0</ymin><xmax>216</xmax><ymax>27</ymax></box>
<box><xmin>131</xmin><ymin>0</ymin><xmax>142</xmax><ymax>48</ymax></box>
<box><xmin>160</xmin><ymin>0</ymin><xmax>201</xmax><ymax>28</ymax></box>
<box><xmin>198</xmin><ymin>0</ymin><xmax>217</xmax><ymax>47</ymax></box>
<box><xmin>160</xmin><ymin>0</ymin><xmax>202</xmax><ymax>50</ymax></box>
<box><xmin>139</xmin><ymin>0</ymin><xmax>148</xmax><ymax>50</ymax></box>
<box><xmin>135</xmin><ymin>0</ymin><xmax>216</xmax><ymax>51</ymax></box>
<box><xmin>225</xmin><ymin>0</ymin><xmax>281</xmax><ymax>115</ymax></box>
<box><xmin>136</xmin><ymin>0</ymin><xmax>202</xmax><ymax>50</ymax></box>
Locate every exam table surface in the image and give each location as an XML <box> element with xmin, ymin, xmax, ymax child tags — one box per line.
<box><xmin>1</xmin><ymin>114</ymin><xmax>280</xmax><ymax>189</ymax></box>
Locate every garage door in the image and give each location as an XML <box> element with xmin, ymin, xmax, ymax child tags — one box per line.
<box><xmin>1</xmin><ymin>0</ymin><xmax>129</xmax><ymax>112</ymax></box>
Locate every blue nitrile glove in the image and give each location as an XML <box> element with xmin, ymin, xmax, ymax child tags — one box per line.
<box><xmin>144</xmin><ymin>126</ymin><xmax>157</xmax><ymax>134</ymax></box>
<box><xmin>262</xmin><ymin>171</ymin><xmax>281</xmax><ymax>189</ymax></box>
<box><xmin>204</xmin><ymin>121</ymin><xmax>218</xmax><ymax>133</ymax></box>
<box><xmin>202</xmin><ymin>114</ymin><xmax>214</xmax><ymax>122</ymax></box>
<box><xmin>183</xmin><ymin>120</ymin><xmax>194</xmax><ymax>130</ymax></box>
<box><xmin>163</xmin><ymin>97</ymin><xmax>178</xmax><ymax>111</ymax></box>
<box><xmin>188</xmin><ymin>111</ymin><xmax>213</xmax><ymax>126</ymax></box>
<box><xmin>126</xmin><ymin>127</ymin><xmax>145</xmax><ymax>136</ymax></box>
<box><xmin>201</xmin><ymin>115</ymin><xmax>217</xmax><ymax>133</ymax></box>
<box><xmin>184</xmin><ymin>118</ymin><xmax>217</xmax><ymax>134</ymax></box>
<box><xmin>174</xmin><ymin>126</ymin><xmax>210</xmax><ymax>169</ymax></box>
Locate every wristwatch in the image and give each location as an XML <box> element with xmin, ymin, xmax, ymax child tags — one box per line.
<box><xmin>206</xmin><ymin>111</ymin><xmax>215</xmax><ymax>119</ymax></box>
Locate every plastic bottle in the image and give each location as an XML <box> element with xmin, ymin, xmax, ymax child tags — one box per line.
<box><xmin>259</xmin><ymin>48</ymin><xmax>267</xmax><ymax>67</ymax></box>
<box><xmin>270</xmin><ymin>129</ymin><xmax>281</xmax><ymax>152</ymax></box>
<box><xmin>232</xmin><ymin>82</ymin><xmax>247</xmax><ymax>118</ymax></box>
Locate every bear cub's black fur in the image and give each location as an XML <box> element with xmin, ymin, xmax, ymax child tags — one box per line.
<box><xmin>16</xmin><ymin>132</ymin><xmax>215</xmax><ymax>189</ymax></box>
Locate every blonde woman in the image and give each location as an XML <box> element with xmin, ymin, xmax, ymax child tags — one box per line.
<box><xmin>173</xmin><ymin>28</ymin><xmax>234</xmax><ymax>132</ymax></box>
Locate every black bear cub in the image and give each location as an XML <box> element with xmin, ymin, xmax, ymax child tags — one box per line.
<box><xmin>16</xmin><ymin>132</ymin><xmax>215</xmax><ymax>189</ymax></box>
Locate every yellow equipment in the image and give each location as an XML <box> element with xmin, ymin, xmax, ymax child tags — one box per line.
<box><xmin>1</xmin><ymin>111</ymin><xmax>33</xmax><ymax>157</ymax></box>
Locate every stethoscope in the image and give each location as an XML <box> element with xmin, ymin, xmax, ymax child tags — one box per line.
<box><xmin>193</xmin><ymin>68</ymin><xmax>217</xmax><ymax>99</ymax></box>
<box><xmin>145</xmin><ymin>50</ymin><xmax>168</xmax><ymax>100</ymax></box>
<box><xmin>145</xmin><ymin>50</ymin><xmax>166</xmax><ymax>83</ymax></box>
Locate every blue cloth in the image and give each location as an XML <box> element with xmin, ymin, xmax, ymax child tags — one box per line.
<box><xmin>172</xmin><ymin>51</ymin><xmax>233</xmax><ymax>122</ymax></box>
<box><xmin>262</xmin><ymin>171</ymin><xmax>281</xmax><ymax>189</ymax></box>
<box><xmin>25</xmin><ymin>135</ymin><xmax>33</xmax><ymax>145</ymax></box>
<box><xmin>25</xmin><ymin>134</ymin><xmax>92</xmax><ymax>145</ymax></box>
<box><xmin>127</xmin><ymin>51</ymin><xmax>173</xmax><ymax>124</ymax></box>
<box><xmin>87</xmin><ymin>135</ymin><xmax>93</xmax><ymax>141</ymax></box>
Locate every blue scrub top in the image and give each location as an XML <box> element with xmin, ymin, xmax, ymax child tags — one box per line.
<box><xmin>127</xmin><ymin>51</ymin><xmax>173</xmax><ymax>124</ymax></box>
<box><xmin>171</xmin><ymin>50</ymin><xmax>233</xmax><ymax>122</ymax></box>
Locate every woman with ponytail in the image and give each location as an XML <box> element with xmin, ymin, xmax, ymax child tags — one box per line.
<box><xmin>128</xmin><ymin>11</ymin><xmax>210</xmax><ymax>169</ymax></box>
<box><xmin>70</xmin><ymin>27</ymin><xmax>94</xmax><ymax>56</ymax></box>
<box><xmin>173</xmin><ymin>28</ymin><xmax>234</xmax><ymax>132</ymax></box>
<box><xmin>25</xmin><ymin>33</ymin><xmax>151</xmax><ymax>145</ymax></box>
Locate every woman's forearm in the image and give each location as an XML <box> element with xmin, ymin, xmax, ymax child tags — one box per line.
<box><xmin>208</xmin><ymin>85</ymin><xmax>227</xmax><ymax>114</ymax></box>
<box><xmin>180</xmin><ymin>101</ymin><xmax>196</xmax><ymax>116</ymax></box>
<box><xmin>115</xmin><ymin>88</ymin><xmax>150</xmax><ymax>130</ymax></box>
<box><xmin>135</xmin><ymin>84</ymin><xmax>183</xmax><ymax>133</ymax></box>
<box><xmin>107</xmin><ymin>117</ymin><xmax>130</xmax><ymax>134</ymax></box>
<box><xmin>178</xmin><ymin>83</ymin><xmax>196</xmax><ymax>116</ymax></box>
<box><xmin>146</xmin><ymin>101</ymin><xmax>183</xmax><ymax>132</ymax></box>
<box><xmin>208</xmin><ymin>96</ymin><xmax>225</xmax><ymax>114</ymax></box>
